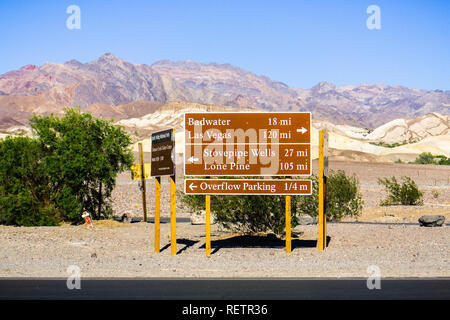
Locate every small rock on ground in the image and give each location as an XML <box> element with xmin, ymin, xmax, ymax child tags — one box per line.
<box><xmin>418</xmin><ymin>215</ymin><xmax>445</xmax><ymax>227</ymax></box>
<box><xmin>298</xmin><ymin>215</ymin><xmax>318</xmax><ymax>225</ymax></box>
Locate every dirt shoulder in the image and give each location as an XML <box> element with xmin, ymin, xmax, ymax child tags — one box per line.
<box><xmin>0</xmin><ymin>221</ymin><xmax>448</xmax><ymax>278</ymax></box>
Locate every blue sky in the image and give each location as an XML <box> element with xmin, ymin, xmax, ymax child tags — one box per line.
<box><xmin>0</xmin><ymin>0</ymin><xmax>449</xmax><ymax>90</ymax></box>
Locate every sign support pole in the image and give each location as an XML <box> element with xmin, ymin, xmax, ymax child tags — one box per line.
<box><xmin>170</xmin><ymin>174</ymin><xmax>177</xmax><ymax>255</ymax></box>
<box><xmin>318</xmin><ymin>129</ymin><xmax>327</xmax><ymax>251</ymax></box>
<box><xmin>155</xmin><ymin>176</ymin><xmax>161</xmax><ymax>253</ymax></box>
<box><xmin>206</xmin><ymin>194</ymin><xmax>211</xmax><ymax>257</ymax></box>
<box><xmin>138</xmin><ymin>143</ymin><xmax>147</xmax><ymax>222</ymax></box>
<box><xmin>285</xmin><ymin>194</ymin><xmax>291</xmax><ymax>253</ymax></box>
<box><xmin>324</xmin><ymin>175</ymin><xmax>327</xmax><ymax>244</ymax></box>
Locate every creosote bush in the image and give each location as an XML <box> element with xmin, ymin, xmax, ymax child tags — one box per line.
<box><xmin>179</xmin><ymin>170</ymin><xmax>363</xmax><ymax>235</ymax></box>
<box><xmin>378</xmin><ymin>176</ymin><xmax>423</xmax><ymax>206</ymax></box>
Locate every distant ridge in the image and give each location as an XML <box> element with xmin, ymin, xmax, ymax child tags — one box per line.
<box><xmin>0</xmin><ymin>53</ymin><xmax>449</xmax><ymax>128</ymax></box>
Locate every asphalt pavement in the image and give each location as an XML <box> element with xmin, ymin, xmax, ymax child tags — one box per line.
<box><xmin>1</xmin><ymin>278</ymin><xmax>449</xmax><ymax>300</ymax></box>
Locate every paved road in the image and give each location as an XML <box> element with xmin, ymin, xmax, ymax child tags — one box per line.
<box><xmin>1</xmin><ymin>278</ymin><xmax>449</xmax><ymax>300</ymax></box>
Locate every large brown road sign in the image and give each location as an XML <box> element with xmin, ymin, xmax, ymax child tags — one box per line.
<box><xmin>185</xmin><ymin>179</ymin><xmax>312</xmax><ymax>195</ymax></box>
<box><xmin>184</xmin><ymin>112</ymin><xmax>311</xmax><ymax>176</ymax></box>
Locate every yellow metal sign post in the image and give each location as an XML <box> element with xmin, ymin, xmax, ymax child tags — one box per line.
<box><xmin>170</xmin><ymin>126</ymin><xmax>177</xmax><ymax>256</ymax></box>
<box><xmin>285</xmin><ymin>194</ymin><xmax>291</xmax><ymax>253</ymax></box>
<box><xmin>170</xmin><ymin>174</ymin><xmax>177</xmax><ymax>256</ymax></box>
<box><xmin>206</xmin><ymin>195</ymin><xmax>211</xmax><ymax>257</ymax></box>
<box><xmin>318</xmin><ymin>129</ymin><xmax>328</xmax><ymax>251</ymax></box>
<box><xmin>138</xmin><ymin>143</ymin><xmax>148</xmax><ymax>223</ymax></box>
<box><xmin>205</xmin><ymin>174</ymin><xmax>211</xmax><ymax>257</ymax></box>
<box><xmin>155</xmin><ymin>176</ymin><xmax>161</xmax><ymax>253</ymax></box>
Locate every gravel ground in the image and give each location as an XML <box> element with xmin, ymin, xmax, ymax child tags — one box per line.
<box><xmin>1</xmin><ymin>160</ymin><xmax>448</xmax><ymax>278</ymax></box>
<box><xmin>0</xmin><ymin>222</ymin><xmax>448</xmax><ymax>277</ymax></box>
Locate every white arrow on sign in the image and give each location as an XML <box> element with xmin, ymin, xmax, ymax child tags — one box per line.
<box><xmin>189</xmin><ymin>182</ymin><xmax>197</xmax><ymax>191</ymax></box>
<box><xmin>296</xmin><ymin>127</ymin><xmax>308</xmax><ymax>134</ymax></box>
<box><xmin>188</xmin><ymin>156</ymin><xmax>199</xmax><ymax>163</ymax></box>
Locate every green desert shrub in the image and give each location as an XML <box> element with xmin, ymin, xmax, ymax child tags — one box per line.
<box><xmin>412</xmin><ymin>152</ymin><xmax>450</xmax><ymax>165</ymax></box>
<box><xmin>214</xmin><ymin>194</ymin><xmax>291</xmax><ymax>235</ymax></box>
<box><xmin>0</xmin><ymin>136</ymin><xmax>60</xmax><ymax>226</ymax></box>
<box><xmin>378</xmin><ymin>176</ymin><xmax>423</xmax><ymax>206</ymax></box>
<box><xmin>413</xmin><ymin>152</ymin><xmax>436</xmax><ymax>164</ymax></box>
<box><xmin>295</xmin><ymin>170</ymin><xmax>363</xmax><ymax>221</ymax></box>
<box><xmin>370</xmin><ymin>141</ymin><xmax>408</xmax><ymax>148</ymax></box>
<box><xmin>0</xmin><ymin>108</ymin><xmax>133</xmax><ymax>226</ymax></box>
<box><xmin>180</xmin><ymin>170</ymin><xmax>363</xmax><ymax>235</ymax></box>
<box><xmin>435</xmin><ymin>155</ymin><xmax>450</xmax><ymax>165</ymax></box>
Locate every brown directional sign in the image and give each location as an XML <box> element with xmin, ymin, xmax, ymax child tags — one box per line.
<box><xmin>151</xmin><ymin>128</ymin><xmax>175</xmax><ymax>177</ymax></box>
<box><xmin>185</xmin><ymin>179</ymin><xmax>312</xmax><ymax>195</ymax></box>
<box><xmin>184</xmin><ymin>112</ymin><xmax>311</xmax><ymax>176</ymax></box>
<box><xmin>185</xmin><ymin>144</ymin><xmax>310</xmax><ymax>176</ymax></box>
<box><xmin>185</xmin><ymin>112</ymin><xmax>311</xmax><ymax>144</ymax></box>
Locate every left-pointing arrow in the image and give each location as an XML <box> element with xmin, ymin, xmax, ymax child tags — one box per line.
<box><xmin>189</xmin><ymin>182</ymin><xmax>197</xmax><ymax>191</ymax></box>
<box><xmin>188</xmin><ymin>156</ymin><xmax>199</xmax><ymax>163</ymax></box>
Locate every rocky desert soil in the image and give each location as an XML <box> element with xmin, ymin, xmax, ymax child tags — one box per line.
<box><xmin>0</xmin><ymin>160</ymin><xmax>448</xmax><ymax>278</ymax></box>
<box><xmin>0</xmin><ymin>221</ymin><xmax>448</xmax><ymax>278</ymax></box>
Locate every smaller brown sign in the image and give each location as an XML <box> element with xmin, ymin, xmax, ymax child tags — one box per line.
<box><xmin>185</xmin><ymin>179</ymin><xmax>312</xmax><ymax>195</ymax></box>
<box><xmin>151</xmin><ymin>129</ymin><xmax>175</xmax><ymax>177</ymax></box>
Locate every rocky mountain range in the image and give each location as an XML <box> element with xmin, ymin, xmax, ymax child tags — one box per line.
<box><xmin>119</xmin><ymin>101</ymin><xmax>449</xmax><ymax>163</ymax></box>
<box><xmin>0</xmin><ymin>53</ymin><xmax>449</xmax><ymax>129</ymax></box>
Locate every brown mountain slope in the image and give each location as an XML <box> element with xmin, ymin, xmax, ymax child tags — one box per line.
<box><xmin>0</xmin><ymin>95</ymin><xmax>63</xmax><ymax>128</ymax></box>
<box><xmin>0</xmin><ymin>54</ymin><xmax>449</xmax><ymax>128</ymax></box>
